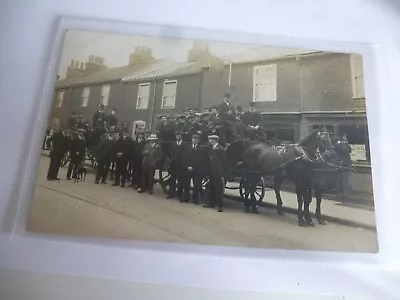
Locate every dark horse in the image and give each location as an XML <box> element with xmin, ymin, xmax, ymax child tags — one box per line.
<box><xmin>226</xmin><ymin>129</ymin><xmax>333</xmax><ymax>225</ymax></box>
<box><xmin>305</xmin><ymin>135</ymin><xmax>353</xmax><ymax>225</ymax></box>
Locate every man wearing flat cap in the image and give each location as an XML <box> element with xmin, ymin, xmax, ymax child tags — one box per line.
<box><xmin>167</xmin><ymin>131</ymin><xmax>187</xmax><ymax>200</ymax></box>
<box><xmin>204</xmin><ymin>134</ymin><xmax>227</xmax><ymax>212</ymax></box>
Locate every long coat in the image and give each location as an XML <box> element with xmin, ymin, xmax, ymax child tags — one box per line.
<box><xmin>48</xmin><ymin>132</ymin><xmax>69</xmax><ymax>159</ymax></box>
<box><xmin>169</xmin><ymin>141</ymin><xmax>187</xmax><ymax>174</ymax></box>
<box><xmin>69</xmin><ymin>137</ymin><xmax>86</xmax><ymax>161</ymax></box>
<box><xmin>132</xmin><ymin>138</ymin><xmax>146</xmax><ymax>165</ymax></box>
<box><xmin>114</xmin><ymin>136</ymin><xmax>134</xmax><ymax>161</ymax></box>
<box><xmin>209</xmin><ymin>144</ymin><xmax>227</xmax><ymax>178</ymax></box>
<box><xmin>142</xmin><ymin>143</ymin><xmax>162</xmax><ymax>169</ymax></box>
<box><xmin>183</xmin><ymin>144</ymin><xmax>209</xmax><ymax>176</ymax></box>
<box><xmin>97</xmin><ymin>133</ymin><xmax>117</xmax><ymax>160</ymax></box>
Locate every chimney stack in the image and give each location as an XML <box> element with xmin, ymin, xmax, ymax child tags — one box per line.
<box><xmin>128</xmin><ymin>46</ymin><xmax>155</xmax><ymax>68</ymax></box>
<box><xmin>84</xmin><ymin>54</ymin><xmax>107</xmax><ymax>75</ymax></box>
<box><xmin>66</xmin><ymin>59</ymin><xmax>85</xmax><ymax>79</ymax></box>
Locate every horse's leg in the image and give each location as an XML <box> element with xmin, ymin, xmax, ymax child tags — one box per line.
<box><xmin>274</xmin><ymin>174</ymin><xmax>285</xmax><ymax>215</ymax></box>
<box><xmin>249</xmin><ymin>178</ymin><xmax>259</xmax><ymax>214</ymax></box>
<box><xmin>315</xmin><ymin>188</ymin><xmax>327</xmax><ymax>225</ymax></box>
<box><xmin>303</xmin><ymin>188</ymin><xmax>315</xmax><ymax>227</ymax></box>
<box><xmin>295</xmin><ymin>184</ymin><xmax>307</xmax><ymax>227</ymax></box>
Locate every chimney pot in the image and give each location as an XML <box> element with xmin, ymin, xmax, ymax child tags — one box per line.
<box><xmin>80</xmin><ymin>62</ymin><xmax>85</xmax><ymax>69</ymax></box>
<box><xmin>74</xmin><ymin>61</ymin><xmax>80</xmax><ymax>68</ymax></box>
<box><xmin>70</xmin><ymin>59</ymin><xmax>75</xmax><ymax>67</ymax></box>
<box><xmin>89</xmin><ymin>55</ymin><xmax>95</xmax><ymax>63</ymax></box>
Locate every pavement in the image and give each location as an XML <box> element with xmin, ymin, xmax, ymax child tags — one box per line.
<box><xmin>26</xmin><ymin>155</ymin><xmax>378</xmax><ymax>253</ymax></box>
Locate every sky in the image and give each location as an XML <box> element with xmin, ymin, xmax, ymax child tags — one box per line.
<box><xmin>58</xmin><ymin>30</ymin><xmax>264</xmax><ymax>79</ymax></box>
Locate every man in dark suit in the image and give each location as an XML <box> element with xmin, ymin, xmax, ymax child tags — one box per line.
<box><xmin>129</xmin><ymin>131</ymin><xmax>146</xmax><ymax>189</ymax></box>
<box><xmin>66</xmin><ymin>129</ymin><xmax>86</xmax><ymax>180</ymax></box>
<box><xmin>241</xmin><ymin>102</ymin><xmax>263</xmax><ymax>139</ymax></box>
<box><xmin>67</xmin><ymin>111</ymin><xmax>78</xmax><ymax>128</ymax></box>
<box><xmin>139</xmin><ymin>134</ymin><xmax>162</xmax><ymax>194</ymax></box>
<box><xmin>93</xmin><ymin>104</ymin><xmax>107</xmax><ymax>143</ymax></box>
<box><xmin>204</xmin><ymin>135</ymin><xmax>227</xmax><ymax>212</ymax></box>
<box><xmin>167</xmin><ymin>131</ymin><xmax>187</xmax><ymax>200</ymax></box>
<box><xmin>95</xmin><ymin>129</ymin><xmax>118</xmax><ymax>184</ymax></box>
<box><xmin>182</xmin><ymin>133</ymin><xmax>206</xmax><ymax>204</ymax></box>
<box><xmin>217</xmin><ymin>93</ymin><xmax>239</xmax><ymax>144</ymax></box>
<box><xmin>112</xmin><ymin>128</ymin><xmax>133</xmax><ymax>188</ymax></box>
<box><xmin>93</xmin><ymin>104</ymin><xmax>106</xmax><ymax>128</ymax></box>
<box><xmin>217</xmin><ymin>93</ymin><xmax>236</xmax><ymax>118</ymax></box>
<box><xmin>46</xmin><ymin>126</ymin><xmax>69</xmax><ymax>181</ymax></box>
<box><xmin>106</xmin><ymin>108</ymin><xmax>118</xmax><ymax>128</ymax></box>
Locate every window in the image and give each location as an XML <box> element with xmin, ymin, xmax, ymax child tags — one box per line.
<box><xmin>350</xmin><ymin>54</ymin><xmax>365</xmax><ymax>99</ymax></box>
<box><xmin>56</xmin><ymin>91</ymin><xmax>64</xmax><ymax>107</ymax></box>
<box><xmin>276</xmin><ymin>128</ymin><xmax>295</xmax><ymax>143</ymax></box>
<box><xmin>338</xmin><ymin>125</ymin><xmax>370</xmax><ymax>162</ymax></box>
<box><xmin>161</xmin><ymin>80</ymin><xmax>177</xmax><ymax>108</ymax></box>
<box><xmin>81</xmin><ymin>87</ymin><xmax>90</xmax><ymax>107</ymax></box>
<box><xmin>253</xmin><ymin>64</ymin><xmax>277</xmax><ymax>102</ymax></box>
<box><xmin>137</xmin><ymin>83</ymin><xmax>151</xmax><ymax>109</ymax></box>
<box><xmin>101</xmin><ymin>84</ymin><xmax>110</xmax><ymax>106</ymax></box>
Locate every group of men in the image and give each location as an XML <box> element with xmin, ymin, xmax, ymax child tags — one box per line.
<box><xmin>90</xmin><ymin>126</ymin><xmax>227</xmax><ymax>212</ymax></box>
<box><xmin>46</xmin><ymin>92</ymin><xmax>265</xmax><ymax>212</ymax></box>
<box><xmin>155</xmin><ymin>92</ymin><xmax>265</xmax><ymax>147</ymax></box>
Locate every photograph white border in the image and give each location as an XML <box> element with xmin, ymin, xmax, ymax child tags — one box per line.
<box><xmin>1</xmin><ymin>0</ymin><xmax>400</xmax><ymax>297</ymax></box>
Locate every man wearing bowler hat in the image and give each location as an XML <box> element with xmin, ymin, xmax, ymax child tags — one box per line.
<box><xmin>204</xmin><ymin>134</ymin><xmax>227</xmax><ymax>212</ymax></box>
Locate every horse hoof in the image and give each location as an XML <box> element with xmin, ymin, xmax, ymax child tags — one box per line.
<box><xmin>318</xmin><ymin>220</ymin><xmax>327</xmax><ymax>225</ymax></box>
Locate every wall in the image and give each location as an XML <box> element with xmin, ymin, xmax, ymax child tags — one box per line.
<box><xmin>300</xmin><ymin>53</ymin><xmax>366</xmax><ymax>112</ymax></box>
<box><xmin>151</xmin><ymin>73</ymin><xmax>203</xmax><ymax>128</ymax></box>
<box><xmin>200</xmin><ymin>53</ymin><xmax>366</xmax><ymax>114</ymax></box>
<box><xmin>52</xmin><ymin>73</ymin><xmax>203</xmax><ymax>131</ymax></box>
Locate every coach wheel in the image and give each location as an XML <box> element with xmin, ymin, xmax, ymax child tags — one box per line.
<box><xmin>158</xmin><ymin>156</ymin><xmax>171</xmax><ymax>194</ymax></box>
<box><xmin>61</xmin><ymin>151</ymin><xmax>70</xmax><ymax>167</ymax></box>
<box><xmin>239</xmin><ymin>176</ymin><xmax>265</xmax><ymax>204</ymax></box>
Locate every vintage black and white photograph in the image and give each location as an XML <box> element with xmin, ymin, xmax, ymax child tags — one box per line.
<box><xmin>27</xmin><ymin>29</ymin><xmax>377</xmax><ymax>253</ymax></box>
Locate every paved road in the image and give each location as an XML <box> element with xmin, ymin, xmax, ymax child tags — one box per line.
<box><xmin>27</xmin><ymin>156</ymin><xmax>378</xmax><ymax>253</ymax></box>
